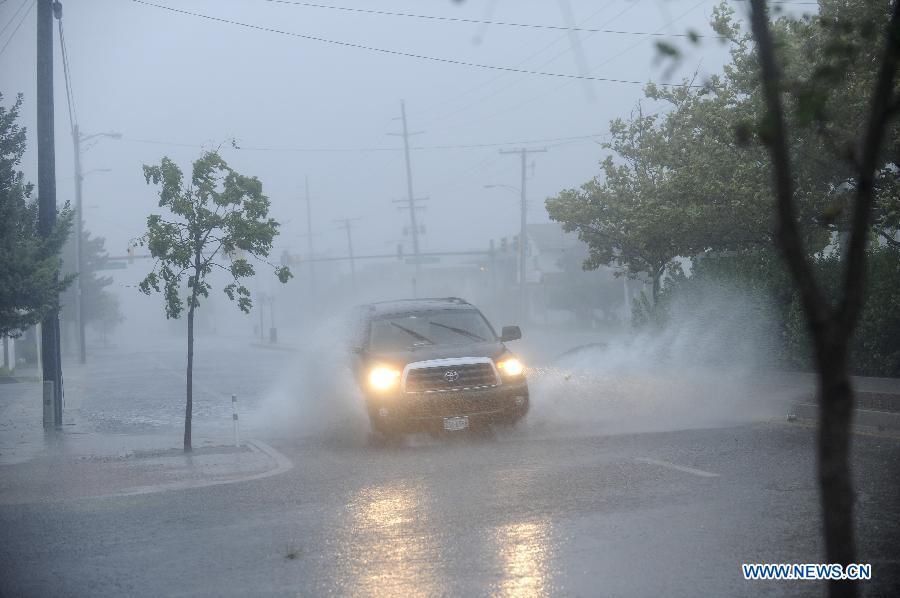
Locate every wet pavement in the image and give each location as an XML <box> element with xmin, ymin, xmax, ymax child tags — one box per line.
<box><xmin>1</xmin><ymin>334</ymin><xmax>898</xmax><ymax>597</ymax></box>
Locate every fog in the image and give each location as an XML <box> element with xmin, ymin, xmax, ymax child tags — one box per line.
<box><xmin>0</xmin><ymin>0</ymin><xmax>814</xmax><ymax>439</ymax></box>
<box><xmin>3</xmin><ymin>0</ymin><xmax>737</xmax><ymax>265</ymax></box>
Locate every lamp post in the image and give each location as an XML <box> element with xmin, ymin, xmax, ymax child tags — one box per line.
<box><xmin>484</xmin><ymin>183</ymin><xmax>528</xmax><ymax>322</ymax></box>
<box><xmin>72</xmin><ymin>128</ymin><xmax>120</xmax><ymax>363</ymax></box>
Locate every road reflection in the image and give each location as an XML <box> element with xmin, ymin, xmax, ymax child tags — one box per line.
<box><xmin>344</xmin><ymin>480</ymin><xmax>442</xmax><ymax>597</ymax></box>
<box><xmin>494</xmin><ymin>519</ymin><xmax>554</xmax><ymax>597</ymax></box>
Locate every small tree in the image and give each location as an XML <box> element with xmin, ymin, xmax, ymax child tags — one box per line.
<box><xmin>0</xmin><ymin>93</ymin><xmax>73</xmax><ymax>339</ymax></box>
<box><xmin>138</xmin><ymin>151</ymin><xmax>291</xmax><ymax>451</ymax></box>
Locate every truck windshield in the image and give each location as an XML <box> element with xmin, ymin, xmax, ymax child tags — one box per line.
<box><xmin>369</xmin><ymin>310</ymin><xmax>495</xmax><ymax>351</ymax></box>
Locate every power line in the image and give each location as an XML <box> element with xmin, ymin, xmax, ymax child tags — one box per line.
<box><xmin>261</xmin><ymin>0</ymin><xmax>727</xmax><ymax>39</ymax></box>
<box><xmin>434</xmin><ymin>0</ymin><xmax>710</xmax><ymax>133</ymax></box>
<box><xmin>0</xmin><ymin>0</ymin><xmax>29</xmax><ymax>38</ymax></box>
<box><xmin>57</xmin><ymin>12</ymin><xmax>77</xmax><ymax>131</ymax></box>
<box><xmin>128</xmin><ymin>0</ymin><xmax>706</xmax><ymax>88</ymax></box>
<box><xmin>418</xmin><ymin>0</ymin><xmax>632</xmax><ymax>129</ymax></box>
<box><xmin>121</xmin><ymin>132</ymin><xmax>606</xmax><ymax>153</ymax></box>
<box><xmin>0</xmin><ymin>0</ymin><xmax>33</xmax><ymax>58</ymax></box>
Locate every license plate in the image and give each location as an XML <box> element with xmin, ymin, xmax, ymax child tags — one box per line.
<box><xmin>443</xmin><ymin>416</ymin><xmax>469</xmax><ymax>431</ymax></box>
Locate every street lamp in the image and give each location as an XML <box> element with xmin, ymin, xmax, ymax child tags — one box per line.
<box><xmin>72</xmin><ymin>127</ymin><xmax>120</xmax><ymax>364</ymax></box>
<box><xmin>484</xmin><ymin>183</ymin><xmax>528</xmax><ymax>323</ymax></box>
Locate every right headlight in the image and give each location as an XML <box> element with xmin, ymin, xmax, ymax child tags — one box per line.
<box><xmin>496</xmin><ymin>357</ymin><xmax>524</xmax><ymax>377</ymax></box>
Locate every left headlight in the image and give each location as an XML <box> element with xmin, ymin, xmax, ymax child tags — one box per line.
<box><xmin>496</xmin><ymin>357</ymin><xmax>524</xmax><ymax>377</ymax></box>
<box><xmin>368</xmin><ymin>366</ymin><xmax>401</xmax><ymax>391</ymax></box>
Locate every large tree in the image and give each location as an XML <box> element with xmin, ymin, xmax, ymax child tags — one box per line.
<box><xmin>138</xmin><ymin>151</ymin><xmax>291</xmax><ymax>451</ymax></box>
<box><xmin>546</xmin><ymin>104</ymin><xmax>699</xmax><ymax>304</ymax></box>
<box><xmin>547</xmin><ymin>3</ymin><xmax>899</xmax><ymax>594</ymax></box>
<box><xmin>0</xmin><ymin>93</ymin><xmax>73</xmax><ymax>339</ymax></box>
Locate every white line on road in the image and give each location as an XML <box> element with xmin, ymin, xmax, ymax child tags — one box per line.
<box><xmin>635</xmin><ymin>457</ymin><xmax>719</xmax><ymax>478</ymax></box>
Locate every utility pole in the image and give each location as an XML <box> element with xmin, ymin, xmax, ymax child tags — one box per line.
<box><xmin>38</xmin><ymin>0</ymin><xmax>63</xmax><ymax>427</ymax></box>
<box><xmin>303</xmin><ymin>176</ymin><xmax>316</xmax><ymax>299</ymax></box>
<box><xmin>389</xmin><ymin>101</ymin><xmax>427</xmax><ymax>287</ymax></box>
<box><xmin>70</xmin><ymin>129</ymin><xmax>119</xmax><ymax>365</ymax></box>
<box><xmin>334</xmin><ymin>218</ymin><xmax>361</xmax><ymax>292</ymax></box>
<box><xmin>499</xmin><ymin>147</ymin><xmax>547</xmax><ymax>324</ymax></box>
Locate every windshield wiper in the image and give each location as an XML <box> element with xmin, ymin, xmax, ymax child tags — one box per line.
<box><xmin>430</xmin><ymin>322</ymin><xmax>486</xmax><ymax>341</ymax></box>
<box><xmin>390</xmin><ymin>322</ymin><xmax>434</xmax><ymax>345</ymax></box>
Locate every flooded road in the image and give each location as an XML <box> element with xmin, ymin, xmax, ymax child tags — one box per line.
<box><xmin>1</xmin><ymin>338</ymin><xmax>898</xmax><ymax>597</ymax></box>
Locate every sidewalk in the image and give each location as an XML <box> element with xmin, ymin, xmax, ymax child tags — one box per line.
<box><xmin>0</xmin><ymin>378</ymin><xmax>291</xmax><ymax>505</ymax></box>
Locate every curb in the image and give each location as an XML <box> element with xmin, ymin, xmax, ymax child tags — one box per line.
<box><xmin>789</xmin><ymin>402</ymin><xmax>900</xmax><ymax>431</ymax></box>
<box><xmin>94</xmin><ymin>439</ymin><xmax>294</xmax><ymax>500</ymax></box>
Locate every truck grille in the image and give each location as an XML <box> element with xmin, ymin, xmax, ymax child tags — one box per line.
<box><xmin>404</xmin><ymin>362</ymin><xmax>499</xmax><ymax>394</ymax></box>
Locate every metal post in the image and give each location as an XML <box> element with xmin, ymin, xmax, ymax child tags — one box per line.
<box><xmin>334</xmin><ymin>218</ymin><xmax>360</xmax><ymax>293</ymax></box>
<box><xmin>231</xmin><ymin>394</ymin><xmax>239</xmax><ymax>446</ymax></box>
<box><xmin>489</xmin><ymin>239</ymin><xmax>497</xmax><ymax>301</ymax></box>
<box><xmin>37</xmin><ymin>0</ymin><xmax>63</xmax><ymax>427</ymax></box>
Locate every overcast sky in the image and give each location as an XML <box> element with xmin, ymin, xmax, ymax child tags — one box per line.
<box><xmin>1</xmin><ymin>0</ymin><xmax>813</xmax><ymax>263</ymax></box>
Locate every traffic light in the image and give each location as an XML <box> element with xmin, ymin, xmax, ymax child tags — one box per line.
<box><xmin>500</xmin><ymin>237</ymin><xmax>508</xmax><ymax>252</ymax></box>
<box><xmin>512</xmin><ymin>235</ymin><xmax>519</xmax><ymax>251</ymax></box>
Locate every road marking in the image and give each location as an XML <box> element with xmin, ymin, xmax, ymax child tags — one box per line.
<box><xmin>635</xmin><ymin>457</ymin><xmax>719</xmax><ymax>478</ymax></box>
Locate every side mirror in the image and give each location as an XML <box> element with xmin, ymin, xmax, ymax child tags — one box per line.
<box><xmin>499</xmin><ymin>325</ymin><xmax>522</xmax><ymax>342</ymax></box>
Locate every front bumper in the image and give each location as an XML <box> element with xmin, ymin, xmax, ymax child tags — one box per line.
<box><xmin>365</xmin><ymin>379</ymin><xmax>529</xmax><ymax>433</ymax></box>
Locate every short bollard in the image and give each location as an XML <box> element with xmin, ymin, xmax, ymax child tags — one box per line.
<box><xmin>232</xmin><ymin>393</ymin><xmax>240</xmax><ymax>447</ymax></box>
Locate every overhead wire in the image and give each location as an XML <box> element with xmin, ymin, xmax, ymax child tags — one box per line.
<box><xmin>418</xmin><ymin>0</ymin><xmax>632</xmax><ymax>128</ymax></box>
<box><xmin>0</xmin><ymin>0</ymin><xmax>33</xmax><ymax>58</ymax></box>
<box><xmin>434</xmin><ymin>0</ymin><xmax>711</xmax><ymax>134</ymax></box>
<box><xmin>0</xmin><ymin>0</ymin><xmax>29</xmax><ymax>38</ymax></box>
<box><xmin>423</xmin><ymin>0</ymin><xmax>646</xmax><ymax>131</ymax></box>
<box><xmin>120</xmin><ymin>132</ymin><xmax>607</xmax><ymax>153</ymax></box>
<box><xmin>58</xmin><ymin>14</ymin><xmax>78</xmax><ymax>134</ymax></box>
<box><xmin>260</xmin><ymin>0</ymin><xmax>727</xmax><ymax>39</ymax></box>
<box><xmin>128</xmin><ymin>0</ymin><xmax>706</xmax><ymax>88</ymax></box>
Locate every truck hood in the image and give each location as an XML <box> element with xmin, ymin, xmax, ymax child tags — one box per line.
<box><xmin>368</xmin><ymin>341</ymin><xmax>509</xmax><ymax>368</ymax></box>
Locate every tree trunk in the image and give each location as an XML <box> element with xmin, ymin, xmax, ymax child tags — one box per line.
<box><xmin>185</xmin><ymin>300</ymin><xmax>194</xmax><ymax>452</ymax></box>
<box><xmin>816</xmin><ymin>340</ymin><xmax>857</xmax><ymax>597</ymax></box>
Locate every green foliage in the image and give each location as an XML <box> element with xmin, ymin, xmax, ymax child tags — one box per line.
<box><xmin>549</xmin><ymin>0</ymin><xmax>898</xmax><ymax>326</ymax></box>
<box><xmin>0</xmin><ymin>93</ymin><xmax>74</xmax><ymax>338</ymax></box>
<box><xmin>137</xmin><ymin>151</ymin><xmax>292</xmax><ymax>319</ymax></box>
<box><xmin>786</xmin><ymin>245</ymin><xmax>900</xmax><ymax>377</ymax></box>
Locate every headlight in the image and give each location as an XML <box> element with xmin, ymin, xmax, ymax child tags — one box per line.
<box><xmin>368</xmin><ymin>366</ymin><xmax>401</xmax><ymax>391</ymax></box>
<box><xmin>496</xmin><ymin>357</ymin><xmax>524</xmax><ymax>376</ymax></box>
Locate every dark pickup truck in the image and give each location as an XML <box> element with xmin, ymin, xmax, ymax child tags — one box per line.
<box><xmin>349</xmin><ymin>297</ymin><xmax>529</xmax><ymax>438</ymax></box>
